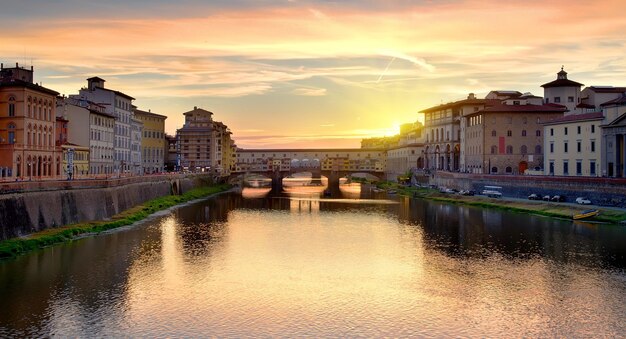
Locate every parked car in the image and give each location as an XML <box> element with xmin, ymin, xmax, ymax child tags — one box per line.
<box><xmin>460</xmin><ymin>190</ymin><xmax>476</xmax><ymax>196</ymax></box>
<box><xmin>551</xmin><ymin>195</ymin><xmax>566</xmax><ymax>202</ymax></box>
<box><xmin>528</xmin><ymin>194</ymin><xmax>539</xmax><ymax>200</ymax></box>
<box><xmin>543</xmin><ymin>195</ymin><xmax>551</xmax><ymax>201</ymax></box>
<box><xmin>576</xmin><ymin>197</ymin><xmax>592</xmax><ymax>205</ymax></box>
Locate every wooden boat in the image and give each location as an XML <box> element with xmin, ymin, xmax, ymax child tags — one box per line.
<box><xmin>573</xmin><ymin>209</ymin><xmax>599</xmax><ymax>220</ymax></box>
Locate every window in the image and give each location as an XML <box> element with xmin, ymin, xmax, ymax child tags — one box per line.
<box><xmin>591</xmin><ymin>125</ymin><xmax>595</xmax><ymax>133</ymax></box>
<box><xmin>8</xmin><ymin>123</ymin><xmax>15</xmax><ymax>144</ymax></box>
<box><xmin>491</xmin><ymin>145</ymin><xmax>497</xmax><ymax>154</ymax></box>
<box><xmin>513</xmin><ymin>101</ymin><xmax>520</xmax><ymax>105</ymax></box>
<box><xmin>577</xmin><ymin>126</ymin><xmax>581</xmax><ymax>134</ymax></box>
<box><xmin>521</xmin><ymin>130</ymin><xmax>527</xmax><ymax>137</ymax></box>
<box><xmin>550</xmin><ymin>128</ymin><xmax>554</xmax><ymax>136</ymax></box>
<box><xmin>564</xmin><ymin>127</ymin><xmax>568</xmax><ymax>135</ymax></box>
<box><xmin>564</xmin><ymin>141</ymin><xmax>568</xmax><ymax>153</ymax></box>
<box><xmin>8</xmin><ymin>97</ymin><xmax>15</xmax><ymax>117</ymax></box>
<box><xmin>506</xmin><ymin>145</ymin><xmax>513</xmax><ymax>154</ymax></box>
<box><xmin>491</xmin><ymin>167</ymin><xmax>498</xmax><ymax>174</ymax></box>
<box><xmin>549</xmin><ymin>161</ymin><xmax>555</xmax><ymax>175</ymax></box>
<box><xmin>536</xmin><ymin>130</ymin><xmax>541</xmax><ymax>137</ymax></box>
<box><xmin>576</xmin><ymin>160</ymin><xmax>582</xmax><ymax>176</ymax></box>
<box><xmin>550</xmin><ymin>142</ymin><xmax>554</xmax><ymax>153</ymax></box>
<box><xmin>492</xmin><ymin>130</ymin><xmax>496</xmax><ymax>137</ymax></box>
<box><xmin>563</xmin><ymin>161</ymin><xmax>569</xmax><ymax>175</ymax></box>
<box><xmin>535</xmin><ymin>145</ymin><xmax>542</xmax><ymax>154</ymax></box>
<box><xmin>591</xmin><ymin>140</ymin><xmax>596</xmax><ymax>152</ymax></box>
<box><xmin>554</xmin><ymin>97</ymin><xmax>561</xmax><ymax>103</ymax></box>
<box><xmin>521</xmin><ymin>145</ymin><xmax>527</xmax><ymax>154</ymax></box>
<box><xmin>590</xmin><ymin>161</ymin><xmax>596</xmax><ymax>176</ymax></box>
<box><xmin>505</xmin><ymin>166</ymin><xmax>512</xmax><ymax>173</ymax></box>
<box><xmin>577</xmin><ymin>141</ymin><xmax>581</xmax><ymax>153</ymax></box>
<box><xmin>568</xmin><ymin>96</ymin><xmax>574</xmax><ymax>102</ymax></box>
<box><xmin>507</xmin><ymin>130</ymin><xmax>512</xmax><ymax>137</ymax></box>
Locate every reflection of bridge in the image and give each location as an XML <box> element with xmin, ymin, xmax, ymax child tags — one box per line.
<box><xmin>232</xmin><ymin>148</ymin><xmax>387</xmax><ymax>191</ymax></box>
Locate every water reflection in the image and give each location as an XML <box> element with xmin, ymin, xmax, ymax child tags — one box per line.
<box><xmin>1</xmin><ymin>192</ymin><xmax>625</xmax><ymax>337</ymax></box>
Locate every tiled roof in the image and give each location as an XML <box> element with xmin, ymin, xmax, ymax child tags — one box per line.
<box><xmin>0</xmin><ymin>78</ymin><xmax>59</xmax><ymax>96</ymax></box>
<box><xmin>420</xmin><ymin>98</ymin><xmax>496</xmax><ymax>113</ymax></box>
<box><xmin>468</xmin><ymin>102</ymin><xmax>567</xmax><ymax>115</ymax></box>
<box><xmin>94</xmin><ymin>86</ymin><xmax>135</xmax><ymax>100</ymax></box>
<box><xmin>541</xmin><ymin>78</ymin><xmax>584</xmax><ymax>88</ymax></box>
<box><xmin>542</xmin><ymin>112</ymin><xmax>603</xmax><ymax>125</ymax></box>
<box><xmin>588</xmin><ymin>86</ymin><xmax>626</xmax><ymax>93</ymax></box>
<box><xmin>600</xmin><ymin>92</ymin><xmax>626</xmax><ymax>106</ymax></box>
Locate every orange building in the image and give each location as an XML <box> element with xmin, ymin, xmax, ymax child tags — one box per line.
<box><xmin>0</xmin><ymin>63</ymin><xmax>60</xmax><ymax>179</ymax></box>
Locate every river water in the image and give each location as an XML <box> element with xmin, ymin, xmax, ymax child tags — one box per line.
<box><xmin>1</xmin><ymin>186</ymin><xmax>626</xmax><ymax>337</ymax></box>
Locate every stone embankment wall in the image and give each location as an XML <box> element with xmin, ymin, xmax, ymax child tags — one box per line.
<box><xmin>0</xmin><ymin>175</ymin><xmax>208</xmax><ymax>240</ymax></box>
<box><xmin>430</xmin><ymin>172</ymin><xmax>626</xmax><ymax>207</ymax></box>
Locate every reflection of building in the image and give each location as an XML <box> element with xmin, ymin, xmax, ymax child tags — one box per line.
<box><xmin>71</xmin><ymin>77</ymin><xmax>135</xmax><ymax>174</ymax></box>
<box><xmin>134</xmin><ymin>108</ymin><xmax>166</xmax><ymax>174</ymax></box>
<box><xmin>0</xmin><ymin>63</ymin><xmax>60</xmax><ymax>179</ymax></box>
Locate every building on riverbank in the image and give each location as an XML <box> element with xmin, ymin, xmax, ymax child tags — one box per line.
<box><xmin>0</xmin><ymin>63</ymin><xmax>61</xmax><ymax>180</ymax></box>
<box><xmin>176</xmin><ymin>106</ymin><xmax>235</xmax><ymax>176</ymax></box>
<box><xmin>134</xmin><ymin>108</ymin><xmax>167</xmax><ymax>174</ymax></box>
<box><xmin>463</xmin><ymin>94</ymin><xmax>566</xmax><ymax>174</ymax></box>
<box><xmin>71</xmin><ymin>77</ymin><xmax>136</xmax><ymax>176</ymax></box>
<box><xmin>56</xmin><ymin>96</ymin><xmax>115</xmax><ymax>176</ymax></box>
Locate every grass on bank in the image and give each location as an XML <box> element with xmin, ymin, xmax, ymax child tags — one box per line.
<box><xmin>362</xmin><ymin>179</ymin><xmax>626</xmax><ymax>224</ymax></box>
<box><xmin>0</xmin><ymin>183</ymin><xmax>231</xmax><ymax>260</ymax></box>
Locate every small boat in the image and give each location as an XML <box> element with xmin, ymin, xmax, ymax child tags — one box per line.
<box><xmin>573</xmin><ymin>209</ymin><xmax>599</xmax><ymax>220</ymax></box>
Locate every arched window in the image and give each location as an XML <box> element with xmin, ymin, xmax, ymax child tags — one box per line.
<box><xmin>521</xmin><ymin>130</ymin><xmax>527</xmax><ymax>137</ymax></box>
<box><xmin>535</xmin><ymin>145</ymin><xmax>542</xmax><ymax>154</ymax></box>
<box><xmin>506</xmin><ymin>145</ymin><xmax>513</xmax><ymax>154</ymax></box>
<box><xmin>505</xmin><ymin>166</ymin><xmax>513</xmax><ymax>173</ymax></box>
<box><xmin>491</xmin><ymin>166</ymin><xmax>498</xmax><ymax>173</ymax></box>
<box><xmin>491</xmin><ymin>145</ymin><xmax>497</xmax><ymax>154</ymax></box>
<box><xmin>521</xmin><ymin>145</ymin><xmax>528</xmax><ymax>154</ymax></box>
<box><xmin>507</xmin><ymin>130</ymin><xmax>512</xmax><ymax>137</ymax></box>
<box><xmin>8</xmin><ymin>96</ymin><xmax>15</xmax><ymax>117</ymax></box>
<box><xmin>491</xmin><ymin>130</ymin><xmax>496</xmax><ymax>137</ymax></box>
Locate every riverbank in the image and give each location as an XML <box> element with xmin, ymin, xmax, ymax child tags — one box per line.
<box><xmin>0</xmin><ymin>183</ymin><xmax>231</xmax><ymax>260</ymax></box>
<box><xmin>374</xmin><ymin>181</ymin><xmax>626</xmax><ymax>224</ymax></box>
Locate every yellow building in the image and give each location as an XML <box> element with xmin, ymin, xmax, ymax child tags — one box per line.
<box><xmin>61</xmin><ymin>144</ymin><xmax>89</xmax><ymax>179</ymax></box>
<box><xmin>134</xmin><ymin>108</ymin><xmax>166</xmax><ymax>174</ymax></box>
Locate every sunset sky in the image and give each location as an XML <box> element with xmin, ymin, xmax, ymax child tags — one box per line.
<box><xmin>1</xmin><ymin>0</ymin><xmax>625</xmax><ymax>148</ymax></box>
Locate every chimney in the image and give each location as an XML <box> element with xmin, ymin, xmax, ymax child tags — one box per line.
<box><xmin>468</xmin><ymin>93</ymin><xmax>476</xmax><ymax>100</ymax></box>
<box><xmin>194</xmin><ymin>106</ymin><xmax>197</xmax><ymax>110</ymax></box>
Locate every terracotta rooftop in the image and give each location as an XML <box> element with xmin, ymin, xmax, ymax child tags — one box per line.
<box><xmin>0</xmin><ymin>78</ymin><xmax>59</xmax><ymax>96</ymax></box>
<box><xmin>541</xmin><ymin>78</ymin><xmax>584</xmax><ymax>88</ymax></box>
<box><xmin>542</xmin><ymin>112</ymin><xmax>604</xmax><ymax>125</ymax></box>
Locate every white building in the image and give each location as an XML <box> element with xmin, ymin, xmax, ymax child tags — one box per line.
<box><xmin>543</xmin><ymin>112</ymin><xmax>603</xmax><ymax>177</ymax></box>
<box><xmin>71</xmin><ymin>77</ymin><xmax>135</xmax><ymax>175</ymax></box>
<box><xmin>56</xmin><ymin>97</ymin><xmax>115</xmax><ymax>175</ymax></box>
<box><xmin>541</xmin><ymin>67</ymin><xmax>583</xmax><ymax>113</ymax></box>
<box><xmin>130</xmin><ymin>116</ymin><xmax>142</xmax><ymax>175</ymax></box>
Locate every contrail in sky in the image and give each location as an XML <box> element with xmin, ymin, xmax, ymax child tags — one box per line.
<box><xmin>376</xmin><ymin>57</ymin><xmax>396</xmax><ymax>83</ymax></box>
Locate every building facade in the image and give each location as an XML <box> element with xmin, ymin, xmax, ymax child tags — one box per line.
<box><xmin>56</xmin><ymin>97</ymin><xmax>115</xmax><ymax>176</ymax></box>
<box><xmin>71</xmin><ymin>77</ymin><xmax>135</xmax><ymax>175</ymax></box>
<box><xmin>134</xmin><ymin>108</ymin><xmax>167</xmax><ymax>174</ymax></box>
<box><xmin>464</xmin><ymin>99</ymin><xmax>565</xmax><ymax>174</ymax></box>
<box><xmin>543</xmin><ymin>112</ymin><xmax>603</xmax><ymax>177</ymax></box>
<box><xmin>0</xmin><ymin>63</ymin><xmax>60</xmax><ymax>179</ymax></box>
<box><xmin>541</xmin><ymin>67</ymin><xmax>583</xmax><ymax>113</ymax></box>
<box><xmin>130</xmin><ymin>117</ymin><xmax>143</xmax><ymax>175</ymax></box>
<box><xmin>176</xmin><ymin>107</ymin><xmax>235</xmax><ymax>175</ymax></box>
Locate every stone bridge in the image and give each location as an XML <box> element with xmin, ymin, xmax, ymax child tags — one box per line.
<box><xmin>232</xmin><ymin>148</ymin><xmax>387</xmax><ymax>192</ymax></box>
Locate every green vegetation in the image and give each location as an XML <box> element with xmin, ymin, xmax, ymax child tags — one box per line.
<box><xmin>372</xmin><ymin>180</ymin><xmax>626</xmax><ymax>224</ymax></box>
<box><xmin>0</xmin><ymin>183</ymin><xmax>231</xmax><ymax>260</ymax></box>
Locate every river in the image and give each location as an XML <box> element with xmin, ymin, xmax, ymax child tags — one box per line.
<box><xmin>1</xmin><ymin>186</ymin><xmax>625</xmax><ymax>337</ymax></box>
